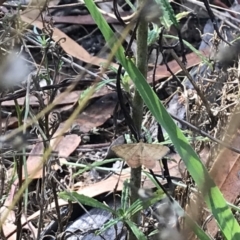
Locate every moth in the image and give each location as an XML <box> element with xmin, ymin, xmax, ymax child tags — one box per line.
<box><xmin>111</xmin><ymin>142</ymin><xmax>170</xmax><ymax>169</ymax></box>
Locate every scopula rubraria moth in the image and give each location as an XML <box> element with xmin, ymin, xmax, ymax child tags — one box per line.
<box><xmin>111</xmin><ymin>142</ymin><xmax>169</xmax><ymax>169</ymax></box>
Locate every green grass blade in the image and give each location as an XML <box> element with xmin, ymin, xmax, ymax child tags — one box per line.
<box><xmin>58</xmin><ymin>192</ymin><xmax>114</xmax><ymax>213</ymax></box>
<box><xmin>72</xmin><ymin>158</ymin><xmax>119</xmax><ymax>177</ymax></box>
<box><xmin>96</xmin><ymin>218</ymin><xmax>120</xmax><ymax>235</ymax></box>
<box><xmin>84</xmin><ymin>0</ymin><xmax>240</xmax><ymax>239</ymax></box>
<box><xmin>185</xmin><ymin>214</ymin><xmax>212</xmax><ymax>240</ymax></box>
<box><xmin>128</xmin><ymin>63</ymin><xmax>240</xmax><ymax>240</ymax></box>
<box><xmin>125</xmin><ymin>219</ymin><xmax>147</xmax><ymax>240</ymax></box>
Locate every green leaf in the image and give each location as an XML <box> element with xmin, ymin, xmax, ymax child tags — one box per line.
<box><xmin>58</xmin><ymin>192</ymin><xmax>114</xmax><ymax>213</ymax></box>
<box><xmin>125</xmin><ymin>220</ymin><xmax>147</xmax><ymax>240</ymax></box>
<box><xmin>121</xmin><ymin>180</ymin><xmax>130</xmax><ymax>212</ymax></box>
<box><xmin>72</xmin><ymin>158</ymin><xmax>118</xmax><ymax>177</ymax></box>
<box><xmin>125</xmin><ymin>199</ymin><xmax>143</xmax><ymax>217</ymax></box>
<box><xmin>155</xmin><ymin>0</ymin><xmax>179</xmax><ymax>29</ymax></box>
<box><xmin>147</xmin><ymin>24</ymin><xmax>162</xmax><ymax>46</ymax></box>
<box><xmin>148</xmin><ymin>229</ymin><xmax>159</xmax><ymax>237</ymax></box>
<box><xmin>96</xmin><ymin>218</ymin><xmax>120</xmax><ymax>235</ymax></box>
<box><xmin>176</xmin><ymin>11</ymin><xmax>190</xmax><ymax>21</ymax></box>
<box><xmin>117</xmin><ymin>208</ymin><xmax>124</xmax><ymax>216</ymax></box>
<box><xmin>125</xmin><ymin>189</ymin><xmax>165</xmax><ymax>218</ymax></box>
<box><xmin>185</xmin><ymin>214</ymin><xmax>212</xmax><ymax>240</ymax></box>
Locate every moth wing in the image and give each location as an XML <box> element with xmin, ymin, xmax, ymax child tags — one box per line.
<box><xmin>141</xmin><ymin>144</ymin><xmax>170</xmax><ymax>169</ymax></box>
<box><xmin>126</xmin><ymin>152</ymin><xmax>142</xmax><ymax>168</ymax></box>
<box><xmin>111</xmin><ymin>144</ymin><xmax>142</xmax><ymax>168</ymax></box>
<box><xmin>152</xmin><ymin>144</ymin><xmax>170</xmax><ymax>159</ymax></box>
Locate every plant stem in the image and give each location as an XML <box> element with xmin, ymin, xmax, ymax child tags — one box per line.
<box><xmin>129</xmin><ymin>1</ymin><xmax>148</xmax><ymax>239</ymax></box>
<box><xmin>132</xmin><ymin>23</ymin><xmax>148</xmax><ymax>134</ymax></box>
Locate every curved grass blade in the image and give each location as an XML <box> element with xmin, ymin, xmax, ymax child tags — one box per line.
<box><xmin>84</xmin><ymin>0</ymin><xmax>240</xmax><ymax>239</ymax></box>
<box><xmin>125</xmin><ymin>219</ymin><xmax>147</xmax><ymax>240</ymax></box>
<box><xmin>58</xmin><ymin>192</ymin><xmax>114</xmax><ymax>213</ymax></box>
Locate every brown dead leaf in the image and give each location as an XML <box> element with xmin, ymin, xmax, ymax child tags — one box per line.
<box><xmin>206</xmin><ymin>104</ymin><xmax>240</xmax><ymax>236</ymax></box>
<box><xmin>2</xmin><ymin>125</ymin><xmax>80</xmax><ymax>238</ymax></box>
<box><xmin>53</xmin><ymin>134</ymin><xmax>81</xmax><ymax>156</ymax></box>
<box><xmin>20</xmin><ymin>15</ymin><xmax>118</xmax><ymax>68</ymax></box>
<box><xmin>75</xmin><ymin>92</ymin><xmax>117</xmax><ymax>132</ymax></box>
<box><xmin>45</xmin><ymin>86</ymin><xmax>112</xmax><ymax>107</ymax></box>
<box><xmin>22</xmin><ymin>123</ymin><xmax>81</xmax><ymax>179</ymax></box>
<box><xmin>0</xmin><ymin>178</ymin><xmax>18</xmax><ymax>239</ymax></box>
<box><xmin>1</xmin><ymin>186</ymin><xmax>17</xmax><ymax>238</ymax></box>
<box><xmin>2</xmin><ymin>86</ymin><xmax>111</xmax><ymax>110</ymax></box>
<box><xmin>210</xmin><ymin>103</ymin><xmax>240</xmax><ymax>203</ymax></box>
<box><xmin>1</xmin><ymin>206</ymin><xmax>38</xmax><ymax>239</ymax></box>
<box><xmin>53</xmin><ymin>91</ymin><xmax>82</xmax><ymax>106</ymax></box>
<box><xmin>207</xmin><ymin>143</ymin><xmax>240</xmax><ymax>237</ymax></box>
<box><xmin>23</xmin><ymin>141</ymin><xmax>45</xmax><ymax>179</ymax></box>
<box><xmin>20</xmin><ymin>0</ymin><xmax>57</xmax><ymax>20</ymax></box>
<box><xmin>48</xmin><ymin>123</ymin><xmax>81</xmax><ymax>168</ymax></box>
<box><xmin>24</xmin><ymin>155</ymin><xmax>181</xmax><ymax>230</ymax></box>
<box><xmin>210</xmin><ymin>140</ymin><xmax>240</xmax><ymax>201</ymax></box>
<box><xmin>25</xmin><ymin>169</ymin><xmax>164</xmax><ymax>222</ymax></box>
<box><xmin>52</xmin><ymin>133</ymin><xmax>81</xmax><ymax>166</ymax></box>
<box><xmin>1</xmin><ymin>116</ymin><xmax>19</xmax><ymax>129</ymax></box>
<box><xmin>22</xmin><ymin>173</ymin><xmax>127</xmax><ymax>226</ymax></box>
<box><xmin>44</xmin><ymin>13</ymin><xmax>128</xmax><ymax>25</ymax></box>
<box><xmin>1</xmin><ymin>87</ymin><xmax>112</xmax><ymax>131</ymax></box>
<box><xmin>2</xmin><ymin>222</ymin><xmax>17</xmax><ymax>240</ymax></box>
<box><xmin>30</xmin><ymin>155</ymin><xmax>180</xmax><ymax>212</ymax></box>
<box><xmin>2</xmin><ymin>95</ymin><xmax>39</xmax><ymax>107</ymax></box>
<box><xmin>147</xmin><ymin>49</ymin><xmax>210</xmax><ymax>83</ymax></box>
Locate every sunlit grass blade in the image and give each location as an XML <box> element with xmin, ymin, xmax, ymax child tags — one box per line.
<box><xmin>84</xmin><ymin>0</ymin><xmax>240</xmax><ymax>239</ymax></box>
<box><xmin>58</xmin><ymin>192</ymin><xmax>114</xmax><ymax>213</ymax></box>
<box><xmin>185</xmin><ymin>214</ymin><xmax>212</xmax><ymax>240</ymax></box>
